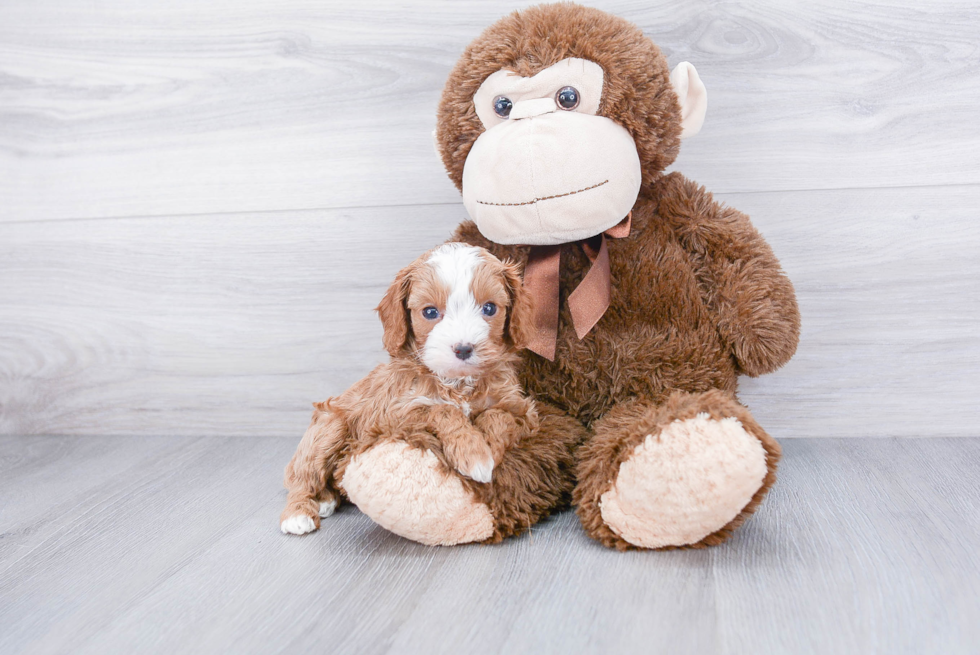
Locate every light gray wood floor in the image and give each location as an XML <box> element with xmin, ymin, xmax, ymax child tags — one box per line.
<box><xmin>1</xmin><ymin>435</ymin><xmax>977</xmax><ymax>654</ymax></box>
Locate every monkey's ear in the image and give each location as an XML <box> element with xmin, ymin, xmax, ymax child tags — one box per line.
<box><xmin>376</xmin><ymin>266</ymin><xmax>413</xmax><ymax>357</ymax></box>
<box><xmin>670</xmin><ymin>62</ymin><xmax>707</xmax><ymax>139</ymax></box>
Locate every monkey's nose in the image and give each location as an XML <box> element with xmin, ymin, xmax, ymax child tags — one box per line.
<box><xmin>453</xmin><ymin>343</ymin><xmax>474</xmax><ymax>360</ymax></box>
<box><xmin>509</xmin><ymin>97</ymin><xmax>558</xmax><ymax>120</ymax></box>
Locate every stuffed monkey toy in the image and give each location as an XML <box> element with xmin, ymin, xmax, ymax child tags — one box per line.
<box><xmin>339</xmin><ymin>3</ymin><xmax>800</xmax><ymax>550</ymax></box>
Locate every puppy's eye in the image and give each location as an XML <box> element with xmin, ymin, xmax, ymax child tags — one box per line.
<box><xmin>481</xmin><ymin>302</ymin><xmax>497</xmax><ymax>317</ymax></box>
<box><xmin>422</xmin><ymin>307</ymin><xmax>440</xmax><ymax>320</ymax></box>
<box><xmin>493</xmin><ymin>96</ymin><xmax>513</xmax><ymax>119</ymax></box>
<box><xmin>556</xmin><ymin>86</ymin><xmax>580</xmax><ymax>110</ymax></box>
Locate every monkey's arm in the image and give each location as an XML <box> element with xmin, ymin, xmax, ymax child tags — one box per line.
<box><xmin>658</xmin><ymin>173</ymin><xmax>801</xmax><ymax>376</ymax></box>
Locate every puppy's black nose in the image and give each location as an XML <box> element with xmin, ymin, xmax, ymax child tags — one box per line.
<box><xmin>453</xmin><ymin>343</ymin><xmax>474</xmax><ymax>360</ymax></box>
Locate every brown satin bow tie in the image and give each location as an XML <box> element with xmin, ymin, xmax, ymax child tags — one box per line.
<box><xmin>522</xmin><ymin>213</ymin><xmax>632</xmax><ymax>360</ymax></box>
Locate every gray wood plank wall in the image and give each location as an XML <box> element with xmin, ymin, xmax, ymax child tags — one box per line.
<box><xmin>2</xmin><ymin>0</ymin><xmax>978</xmax><ymax>438</ymax></box>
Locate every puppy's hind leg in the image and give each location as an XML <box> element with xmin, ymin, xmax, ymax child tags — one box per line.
<box><xmin>281</xmin><ymin>401</ymin><xmax>347</xmax><ymax>535</ymax></box>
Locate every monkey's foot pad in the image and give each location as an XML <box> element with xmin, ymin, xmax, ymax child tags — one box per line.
<box><xmin>342</xmin><ymin>440</ymin><xmax>494</xmax><ymax>546</ymax></box>
<box><xmin>599</xmin><ymin>414</ymin><xmax>768</xmax><ymax>548</ymax></box>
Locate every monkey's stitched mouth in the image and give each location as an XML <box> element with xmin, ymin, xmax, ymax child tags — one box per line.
<box><xmin>475</xmin><ymin>180</ymin><xmax>609</xmax><ymax>207</ymax></box>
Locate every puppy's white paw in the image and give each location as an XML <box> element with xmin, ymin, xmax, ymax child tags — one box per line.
<box><xmin>280</xmin><ymin>514</ymin><xmax>317</xmax><ymax>535</ymax></box>
<box><xmin>458</xmin><ymin>458</ymin><xmax>494</xmax><ymax>484</ymax></box>
<box><xmin>318</xmin><ymin>498</ymin><xmax>337</xmax><ymax>518</ymax></box>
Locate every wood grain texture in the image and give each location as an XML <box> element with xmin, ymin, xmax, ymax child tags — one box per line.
<box><xmin>2</xmin><ymin>185</ymin><xmax>978</xmax><ymax>438</ymax></box>
<box><xmin>0</xmin><ymin>203</ymin><xmax>465</xmax><ymax>437</ymax></box>
<box><xmin>0</xmin><ymin>436</ymin><xmax>977</xmax><ymax>654</ymax></box>
<box><xmin>2</xmin><ymin>1</ymin><xmax>978</xmax><ymax>438</ymax></box>
<box><xmin>1</xmin><ymin>0</ymin><xmax>978</xmax><ymax>222</ymax></box>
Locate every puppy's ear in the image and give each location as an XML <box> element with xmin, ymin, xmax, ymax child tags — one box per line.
<box><xmin>501</xmin><ymin>260</ymin><xmax>535</xmax><ymax>350</ymax></box>
<box><xmin>376</xmin><ymin>264</ymin><xmax>413</xmax><ymax>357</ymax></box>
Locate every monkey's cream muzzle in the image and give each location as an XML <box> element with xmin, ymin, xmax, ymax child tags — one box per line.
<box><xmin>462</xmin><ymin>108</ymin><xmax>641</xmax><ymax>246</ymax></box>
<box><xmin>462</xmin><ymin>58</ymin><xmax>641</xmax><ymax>246</ymax></box>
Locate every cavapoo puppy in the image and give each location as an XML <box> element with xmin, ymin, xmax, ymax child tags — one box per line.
<box><xmin>280</xmin><ymin>243</ymin><xmax>537</xmax><ymax>536</ymax></box>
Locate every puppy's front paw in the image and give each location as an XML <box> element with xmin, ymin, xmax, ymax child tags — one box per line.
<box><xmin>280</xmin><ymin>514</ymin><xmax>318</xmax><ymax>535</ymax></box>
<box><xmin>460</xmin><ymin>457</ymin><xmax>494</xmax><ymax>484</ymax></box>
<box><xmin>445</xmin><ymin>437</ymin><xmax>495</xmax><ymax>483</ymax></box>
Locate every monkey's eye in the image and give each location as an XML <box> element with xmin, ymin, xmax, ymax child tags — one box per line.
<box><xmin>556</xmin><ymin>86</ymin><xmax>580</xmax><ymax>110</ymax></box>
<box><xmin>493</xmin><ymin>96</ymin><xmax>513</xmax><ymax>119</ymax></box>
<box><xmin>422</xmin><ymin>307</ymin><xmax>440</xmax><ymax>320</ymax></box>
<box><xmin>481</xmin><ymin>302</ymin><xmax>497</xmax><ymax>317</ymax></box>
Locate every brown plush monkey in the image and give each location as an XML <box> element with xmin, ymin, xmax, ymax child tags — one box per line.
<box><xmin>341</xmin><ymin>3</ymin><xmax>800</xmax><ymax>550</ymax></box>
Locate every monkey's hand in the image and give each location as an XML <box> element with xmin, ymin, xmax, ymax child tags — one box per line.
<box><xmin>659</xmin><ymin>174</ymin><xmax>800</xmax><ymax>376</ymax></box>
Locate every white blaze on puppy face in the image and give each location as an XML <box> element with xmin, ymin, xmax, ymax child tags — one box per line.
<box><xmin>413</xmin><ymin>244</ymin><xmax>490</xmax><ymax>379</ymax></box>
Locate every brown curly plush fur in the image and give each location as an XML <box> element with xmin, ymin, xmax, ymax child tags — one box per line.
<box><xmin>436</xmin><ymin>4</ymin><xmax>800</xmax><ymax>549</ymax></box>
<box><xmin>451</xmin><ymin>173</ymin><xmax>800</xmax><ymax>428</ymax></box>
